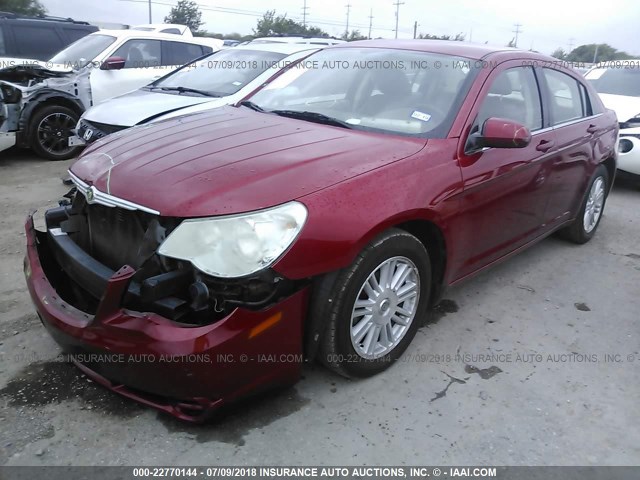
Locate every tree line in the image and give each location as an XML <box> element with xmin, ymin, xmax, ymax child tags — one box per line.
<box><xmin>2</xmin><ymin>0</ymin><xmax>637</xmax><ymax>59</ymax></box>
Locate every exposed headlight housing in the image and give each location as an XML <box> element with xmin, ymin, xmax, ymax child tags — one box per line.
<box><xmin>158</xmin><ymin>201</ymin><xmax>307</xmax><ymax>278</ymax></box>
<box><xmin>0</xmin><ymin>84</ymin><xmax>22</xmax><ymax>104</ymax></box>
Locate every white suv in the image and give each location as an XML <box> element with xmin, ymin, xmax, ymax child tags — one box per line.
<box><xmin>0</xmin><ymin>29</ymin><xmax>223</xmax><ymax>159</ymax></box>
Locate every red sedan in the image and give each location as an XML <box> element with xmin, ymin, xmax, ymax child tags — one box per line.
<box><xmin>24</xmin><ymin>40</ymin><xmax>618</xmax><ymax>421</ymax></box>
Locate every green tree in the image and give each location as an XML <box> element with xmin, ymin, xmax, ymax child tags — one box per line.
<box><xmin>164</xmin><ymin>0</ymin><xmax>203</xmax><ymax>34</ymax></box>
<box><xmin>551</xmin><ymin>48</ymin><xmax>567</xmax><ymax>60</ymax></box>
<box><xmin>0</xmin><ymin>0</ymin><xmax>46</xmax><ymax>16</ymax></box>
<box><xmin>254</xmin><ymin>10</ymin><xmax>328</xmax><ymax>37</ymax></box>
<box><xmin>417</xmin><ymin>32</ymin><xmax>465</xmax><ymax>41</ymax></box>
<box><xmin>342</xmin><ymin>30</ymin><xmax>368</xmax><ymax>41</ymax></box>
<box><xmin>566</xmin><ymin>43</ymin><xmax>634</xmax><ymax>63</ymax></box>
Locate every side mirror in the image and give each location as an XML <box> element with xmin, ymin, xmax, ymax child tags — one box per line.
<box><xmin>100</xmin><ymin>56</ymin><xmax>126</xmax><ymax>71</ymax></box>
<box><xmin>467</xmin><ymin>117</ymin><xmax>532</xmax><ymax>152</ymax></box>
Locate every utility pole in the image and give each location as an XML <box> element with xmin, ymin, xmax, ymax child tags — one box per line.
<box><xmin>512</xmin><ymin>23</ymin><xmax>522</xmax><ymax>47</ymax></box>
<box><xmin>568</xmin><ymin>37</ymin><xmax>575</xmax><ymax>52</ymax></box>
<box><xmin>469</xmin><ymin>27</ymin><xmax>473</xmax><ymax>42</ymax></box>
<box><xmin>593</xmin><ymin>44</ymin><xmax>600</xmax><ymax>64</ymax></box>
<box><xmin>302</xmin><ymin>0</ymin><xmax>309</xmax><ymax>28</ymax></box>
<box><xmin>393</xmin><ymin>1</ymin><xmax>405</xmax><ymax>39</ymax></box>
<box><xmin>345</xmin><ymin>4</ymin><xmax>351</xmax><ymax>38</ymax></box>
<box><xmin>413</xmin><ymin>20</ymin><xmax>418</xmax><ymax>39</ymax></box>
<box><xmin>148</xmin><ymin>0</ymin><xmax>152</xmax><ymax>23</ymax></box>
<box><xmin>368</xmin><ymin>8</ymin><xmax>374</xmax><ymax>39</ymax></box>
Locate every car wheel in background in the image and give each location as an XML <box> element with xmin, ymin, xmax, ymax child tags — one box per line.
<box><xmin>317</xmin><ymin>228</ymin><xmax>431</xmax><ymax>378</ymax></box>
<box><xmin>559</xmin><ymin>165</ymin><xmax>610</xmax><ymax>244</ymax></box>
<box><xmin>29</xmin><ymin>105</ymin><xmax>83</xmax><ymax>161</ymax></box>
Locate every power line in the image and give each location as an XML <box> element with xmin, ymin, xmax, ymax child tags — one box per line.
<box><xmin>345</xmin><ymin>4</ymin><xmax>351</xmax><ymax>36</ymax></box>
<box><xmin>302</xmin><ymin>0</ymin><xmax>309</xmax><ymax>28</ymax></box>
<box><xmin>393</xmin><ymin>1</ymin><xmax>405</xmax><ymax>39</ymax></box>
<box><xmin>119</xmin><ymin>0</ymin><xmax>405</xmax><ymax>34</ymax></box>
<box><xmin>512</xmin><ymin>23</ymin><xmax>522</xmax><ymax>47</ymax></box>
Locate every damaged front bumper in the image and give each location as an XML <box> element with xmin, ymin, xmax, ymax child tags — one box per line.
<box><xmin>0</xmin><ymin>131</ymin><xmax>16</xmax><ymax>152</ymax></box>
<box><xmin>24</xmin><ymin>211</ymin><xmax>310</xmax><ymax>422</ymax></box>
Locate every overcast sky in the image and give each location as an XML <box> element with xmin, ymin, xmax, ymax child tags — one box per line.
<box><xmin>41</xmin><ymin>0</ymin><xmax>640</xmax><ymax>56</ymax></box>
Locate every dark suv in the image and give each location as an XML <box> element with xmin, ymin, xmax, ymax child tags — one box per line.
<box><xmin>0</xmin><ymin>12</ymin><xmax>98</xmax><ymax>60</ymax></box>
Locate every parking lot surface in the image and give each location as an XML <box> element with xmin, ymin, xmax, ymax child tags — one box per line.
<box><xmin>0</xmin><ymin>151</ymin><xmax>638</xmax><ymax>466</ymax></box>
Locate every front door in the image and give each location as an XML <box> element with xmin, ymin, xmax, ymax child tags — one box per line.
<box><xmin>449</xmin><ymin>63</ymin><xmax>557</xmax><ymax>281</ymax></box>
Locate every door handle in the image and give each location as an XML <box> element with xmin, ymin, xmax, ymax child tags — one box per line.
<box><xmin>586</xmin><ymin>124</ymin><xmax>598</xmax><ymax>134</ymax></box>
<box><xmin>536</xmin><ymin>140</ymin><xmax>555</xmax><ymax>152</ymax></box>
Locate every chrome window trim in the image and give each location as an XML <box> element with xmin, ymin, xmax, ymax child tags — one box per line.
<box><xmin>532</xmin><ymin>113</ymin><xmax>604</xmax><ymax>136</ymax></box>
<box><xmin>68</xmin><ymin>171</ymin><xmax>160</xmax><ymax>216</ymax></box>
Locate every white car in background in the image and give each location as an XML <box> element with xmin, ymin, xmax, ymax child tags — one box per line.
<box><xmin>0</xmin><ymin>29</ymin><xmax>221</xmax><ymax>159</ymax></box>
<box><xmin>72</xmin><ymin>43</ymin><xmax>319</xmax><ymax>146</ymax></box>
<box><xmin>585</xmin><ymin>60</ymin><xmax>640</xmax><ymax>177</ymax></box>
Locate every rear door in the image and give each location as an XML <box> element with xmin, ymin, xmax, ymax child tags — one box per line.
<box><xmin>450</xmin><ymin>61</ymin><xmax>558</xmax><ymax>281</ymax></box>
<box><xmin>538</xmin><ymin>67</ymin><xmax>613</xmax><ymax>226</ymax></box>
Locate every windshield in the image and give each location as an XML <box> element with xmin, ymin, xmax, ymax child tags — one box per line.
<box><xmin>154</xmin><ymin>49</ymin><xmax>288</xmax><ymax>97</ymax></box>
<box><xmin>49</xmin><ymin>34</ymin><xmax>117</xmax><ymax>68</ymax></box>
<box><xmin>247</xmin><ymin>48</ymin><xmax>478</xmax><ymax>137</ymax></box>
<box><xmin>585</xmin><ymin>66</ymin><xmax>640</xmax><ymax>97</ymax></box>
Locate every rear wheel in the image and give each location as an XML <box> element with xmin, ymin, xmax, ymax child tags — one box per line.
<box><xmin>29</xmin><ymin>105</ymin><xmax>82</xmax><ymax>161</ymax></box>
<box><xmin>559</xmin><ymin>165</ymin><xmax>609</xmax><ymax>244</ymax></box>
<box><xmin>317</xmin><ymin>229</ymin><xmax>431</xmax><ymax>378</ymax></box>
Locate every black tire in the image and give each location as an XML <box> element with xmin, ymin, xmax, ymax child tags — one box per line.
<box><xmin>317</xmin><ymin>228</ymin><xmax>431</xmax><ymax>378</ymax></box>
<box><xmin>558</xmin><ymin>165</ymin><xmax>610</xmax><ymax>244</ymax></box>
<box><xmin>29</xmin><ymin>105</ymin><xmax>83</xmax><ymax>161</ymax></box>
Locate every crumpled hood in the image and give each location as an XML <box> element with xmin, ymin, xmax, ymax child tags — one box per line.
<box><xmin>71</xmin><ymin>106</ymin><xmax>427</xmax><ymax>217</ymax></box>
<box><xmin>598</xmin><ymin>93</ymin><xmax>640</xmax><ymax>123</ymax></box>
<box><xmin>86</xmin><ymin>88</ymin><xmax>216</xmax><ymax>126</ymax></box>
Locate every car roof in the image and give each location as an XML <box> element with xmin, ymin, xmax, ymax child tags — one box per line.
<box><xmin>232</xmin><ymin>42</ymin><xmax>321</xmax><ymax>55</ymax></box>
<box><xmin>330</xmin><ymin>39</ymin><xmax>526</xmax><ymax>60</ymax></box>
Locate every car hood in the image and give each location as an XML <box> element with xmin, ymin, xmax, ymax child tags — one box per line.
<box><xmin>85</xmin><ymin>88</ymin><xmax>218</xmax><ymax>127</ymax></box>
<box><xmin>598</xmin><ymin>93</ymin><xmax>640</xmax><ymax>123</ymax></box>
<box><xmin>71</xmin><ymin>106</ymin><xmax>427</xmax><ymax>217</ymax></box>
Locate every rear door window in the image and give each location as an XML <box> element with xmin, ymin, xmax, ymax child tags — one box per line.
<box><xmin>162</xmin><ymin>41</ymin><xmax>205</xmax><ymax>66</ymax></box>
<box><xmin>0</xmin><ymin>26</ymin><xmax>5</xmax><ymax>56</ymax></box>
<box><xmin>542</xmin><ymin>68</ymin><xmax>585</xmax><ymax>125</ymax></box>
<box><xmin>12</xmin><ymin>25</ymin><xmax>64</xmax><ymax>59</ymax></box>
<box><xmin>63</xmin><ymin>27</ymin><xmax>93</xmax><ymax>43</ymax></box>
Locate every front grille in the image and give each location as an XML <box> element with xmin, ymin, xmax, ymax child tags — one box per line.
<box><xmin>82</xmin><ymin>203</ymin><xmax>153</xmax><ymax>271</ymax></box>
<box><xmin>78</xmin><ymin>119</ymin><xmax>128</xmax><ymax>143</ymax></box>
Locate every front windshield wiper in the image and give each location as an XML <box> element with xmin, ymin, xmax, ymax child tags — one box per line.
<box><xmin>269</xmin><ymin>110</ymin><xmax>353</xmax><ymax>129</ymax></box>
<box><xmin>157</xmin><ymin>86</ymin><xmax>220</xmax><ymax>97</ymax></box>
<box><xmin>238</xmin><ymin>100</ymin><xmax>265</xmax><ymax>112</ymax></box>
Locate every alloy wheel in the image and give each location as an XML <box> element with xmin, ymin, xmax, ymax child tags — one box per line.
<box><xmin>350</xmin><ymin>256</ymin><xmax>420</xmax><ymax>359</ymax></box>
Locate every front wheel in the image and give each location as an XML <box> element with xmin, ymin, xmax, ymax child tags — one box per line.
<box><xmin>317</xmin><ymin>229</ymin><xmax>431</xmax><ymax>378</ymax></box>
<box><xmin>559</xmin><ymin>165</ymin><xmax>610</xmax><ymax>244</ymax></box>
<box><xmin>29</xmin><ymin>105</ymin><xmax>83</xmax><ymax>161</ymax></box>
